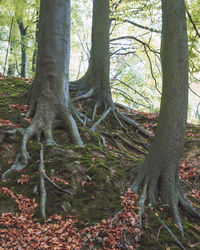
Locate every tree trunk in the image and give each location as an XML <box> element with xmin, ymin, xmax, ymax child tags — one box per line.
<box><xmin>7</xmin><ymin>44</ymin><xmax>15</xmax><ymax>76</ymax></box>
<box><xmin>68</xmin><ymin>0</ymin><xmax>152</xmax><ymax>135</ymax></box>
<box><xmin>131</xmin><ymin>0</ymin><xmax>199</xmax><ymax>233</ymax></box>
<box><xmin>20</xmin><ymin>0</ymin><xmax>83</xmax><ymax>164</ymax></box>
<box><xmin>17</xmin><ymin>20</ymin><xmax>27</xmax><ymax>78</ymax></box>
<box><xmin>70</xmin><ymin>0</ymin><xmax>112</xmax><ymax>107</ymax></box>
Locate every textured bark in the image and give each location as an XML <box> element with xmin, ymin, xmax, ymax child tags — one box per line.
<box><xmin>17</xmin><ymin>20</ymin><xmax>27</xmax><ymax>78</ymax></box>
<box><xmin>131</xmin><ymin>0</ymin><xmax>199</xmax><ymax>233</ymax></box>
<box><xmin>70</xmin><ymin>0</ymin><xmax>112</xmax><ymax>106</ymax></box>
<box><xmin>32</xmin><ymin>13</ymin><xmax>39</xmax><ymax>74</ymax></box>
<box><xmin>20</xmin><ymin>0</ymin><xmax>83</xmax><ymax>164</ymax></box>
<box><xmin>69</xmin><ymin>0</ymin><xmax>153</xmax><ymax>135</ymax></box>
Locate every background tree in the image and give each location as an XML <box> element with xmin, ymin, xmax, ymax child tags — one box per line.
<box><xmin>131</xmin><ymin>0</ymin><xmax>200</xmax><ymax>234</ymax></box>
<box><xmin>17</xmin><ymin>19</ymin><xmax>27</xmax><ymax>78</ymax></box>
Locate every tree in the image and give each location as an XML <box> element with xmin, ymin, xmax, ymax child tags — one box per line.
<box><xmin>70</xmin><ymin>0</ymin><xmax>152</xmax><ymax>136</ymax></box>
<box><xmin>12</xmin><ymin>0</ymin><xmax>83</xmax><ymax>166</ymax></box>
<box><xmin>131</xmin><ymin>0</ymin><xmax>200</xmax><ymax>234</ymax></box>
<box><xmin>70</xmin><ymin>0</ymin><xmax>112</xmax><ymax>114</ymax></box>
<box><xmin>32</xmin><ymin>11</ymin><xmax>39</xmax><ymax>74</ymax></box>
<box><xmin>17</xmin><ymin>19</ymin><xmax>27</xmax><ymax>78</ymax></box>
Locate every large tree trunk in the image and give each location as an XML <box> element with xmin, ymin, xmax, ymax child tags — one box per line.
<box><xmin>70</xmin><ymin>0</ymin><xmax>112</xmax><ymax>107</ymax></box>
<box><xmin>20</xmin><ymin>0</ymin><xmax>83</xmax><ymax>164</ymax></box>
<box><xmin>69</xmin><ymin>0</ymin><xmax>152</xmax><ymax>135</ymax></box>
<box><xmin>131</xmin><ymin>0</ymin><xmax>199</xmax><ymax>234</ymax></box>
<box><xmin>17</xmin><ymin>20</ymin><xmax>27</xmax><ymax>78</ymax></box>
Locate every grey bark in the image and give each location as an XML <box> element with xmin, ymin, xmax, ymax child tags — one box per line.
<box><xmin>17</xmin><ymin>20</ymin><xmax>27</xmax><ymax>78</ymax></box>
<box><xmin>7</xmin><ymin>44</ymin><xmax>15</xmax><ymax>76</ymax></box>
<box><xmin>69</xmin><ymin>0</ymin><xmax>153</xmax><ymax>136</ymax></box>
<box><xmin>131</xmin><ymin>0</ymin><xmax>199</xmax><ymax>233</ymax></box>
<box><xmin>70</xmin><ymin>0</ymin><xmax>112</xmax><ymax>107</ymax></box>
<box><xmin>20</xmin><ymin>0</ymin><xmax>83</xmax><ymax>164</ymax></box>
<box><xmin>32</xmin><ymin>12</ymin><xmax>39</xmax><ymax>74</ymax></box>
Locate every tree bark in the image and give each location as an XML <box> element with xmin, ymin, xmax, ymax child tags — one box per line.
<box><xmin>70</xmin><ymin>0</ymin><xmax>112</xmax><ymax>107</ymax></box>
<box><xmin>32</xmin><ymin>12</ymin><xmax>39</xmax><ymax>74</ymax></box>
<box><xmin>131</xmin><ymin>0</ymin><xmax>199</xmax><ymax>233</ymax></box>
<box><xmin>7</xmin><ymin>44</ymin><xmax>15</xmax><ymax>76</ymax></box>
<box><xmin>20</xmin><ymin>0</ymin><xmax>83</xmax><ymax>164</ymax></box>
<box><xmin>17</xmin><ymin>20</ymin><xmax>27</xmax><ymax>78</ymax></box>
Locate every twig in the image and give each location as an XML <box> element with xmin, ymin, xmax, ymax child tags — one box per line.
<box><xmin>144</xmin><ymin>46</ymin><xmax>162</xmax><ymax>95</ymax></box>
<box><xmin>114</xmin><ymin>78</ymin><xmax>150</xmax><ymax>102</ymax></box>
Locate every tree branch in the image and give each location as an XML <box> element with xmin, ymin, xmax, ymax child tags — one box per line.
<box><xmin>110</xmin><ymin>36</ymin><xmax>160</xmax><ymax>54</ymax></box>
<box><xmin>124</xmin><ymin>19</ymin><xmax>161</xmax><ymax>33</ymax></box>
<box><xmin>186</xmin><ymin>10</ymin><xmax>200</xmax><ymax>39</ymax></box>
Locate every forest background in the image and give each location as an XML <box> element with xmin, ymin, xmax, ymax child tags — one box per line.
<box><xmin>0</xmin><ymin>0</ymin><xmax>200</xmax><ymax>122</ymax></box>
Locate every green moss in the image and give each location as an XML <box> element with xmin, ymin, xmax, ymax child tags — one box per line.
<box><xmin>0</xmin><ymin>192</ymin><xmax>18</xmax><ymax>215</ymax></box>
<box><xmin>87</xmin><ymin>166</ymin><xmax>108</xmax><ymax>183</ymax></box>
<box><xmin>139</xmin><ymin>233</ymin><xmax>164</xmax><ymax>250</ymax></box>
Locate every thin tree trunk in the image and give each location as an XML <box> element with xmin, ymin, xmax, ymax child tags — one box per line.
<box><xmin>3</xmin><ymin>16</ymin><xmax>14</xmax><ymax>76</ymax></box>
<box><xmin>32</xmin><ymin>12</ymin><xmax>39</xmax><ymax>74</ymax></box>
<box><xmin>7</xmin><ymin>44</ymin><xmax>15</xmax><ymax>76</ymax></box>
<box><xmin>17</xmin><ymin>20</ymin><xmax>27</xmax><ymax>78</ymax></box>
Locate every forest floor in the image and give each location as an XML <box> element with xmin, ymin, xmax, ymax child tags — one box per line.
<box><xmin>0</xmin><ymin>76</ymin><xmax>200</xmax><ymax>249</ymax></box>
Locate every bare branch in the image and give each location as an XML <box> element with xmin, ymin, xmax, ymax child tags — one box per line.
<box><xmin>186</xmin><ymin>10</ymin><xmax>200</xmax><ymax>39</ymax></box>
<box><xmin>124</xmin><ymin>19</ymin><xmax>161</xmax><ymax>33</ymax></box>
<box><xmin>110</xmin><ymin>36</ymin><xmax>160</xmax><ymax>54</ymax></box>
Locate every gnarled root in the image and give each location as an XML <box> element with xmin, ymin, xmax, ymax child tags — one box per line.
<box><xmin>2</xmin><ymin>100</ymin><xmax>83</xmax><ymax>180</ymax></box>
<box><xmin>131</xmin><ymin>163</ymin><xmax>200</xmax><ymax>237</ymax></box>
<box><xmin>2</xmin><ymin>100</ymin><xmax>82</xmax><ymax>218</ymax></box>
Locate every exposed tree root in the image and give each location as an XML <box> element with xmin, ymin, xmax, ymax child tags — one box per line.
<box><xmin>1</xmin><ymin>153</ymin><xmax>26</xmax><ymax>180</ymax></box>
<box><xmin>42</xmin><ymin>172</ymin><xmax>73</xmax><ymax>196</ymax></box>
<box><xmin>100</xmin><ymin>131</ymin><xmax>147</xmax><ymax>155</ymax></box>
<box><xmin>38</xmin><ymin>143</ymin><xmax>73</xmax><ymax>219</ymax></box>
<box><xmin>2</xmin><ymin>99</ymin><xmax>83</xmax><ymax>218</ymax></box>
<box><xmin>72</xmin><ymin>88</ymin><xmax>94</xmax><ymax>102</ymax></box>
<box><xmin>131</xmin><ymin>164</ymin><xmax>200</xmax><ymax>237</ymax></box>
<box><xmin>70</xmin><ymin>84</ymin><xmax>153</xmax><ymax>138</ymax></box>
<box><xmin>117</xmin><ymin>111</ymin><xmax>153</xmax><ymax>138</ymax></box>
<box><xmin>90</xmin><ymin>106</ymin><xmax>113</xmax><ymax>131</ymax></box>
<box><xmin>158</xmin><ymin>219</ymin><xmax>186</xmax><ymax>250</ymax></box>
